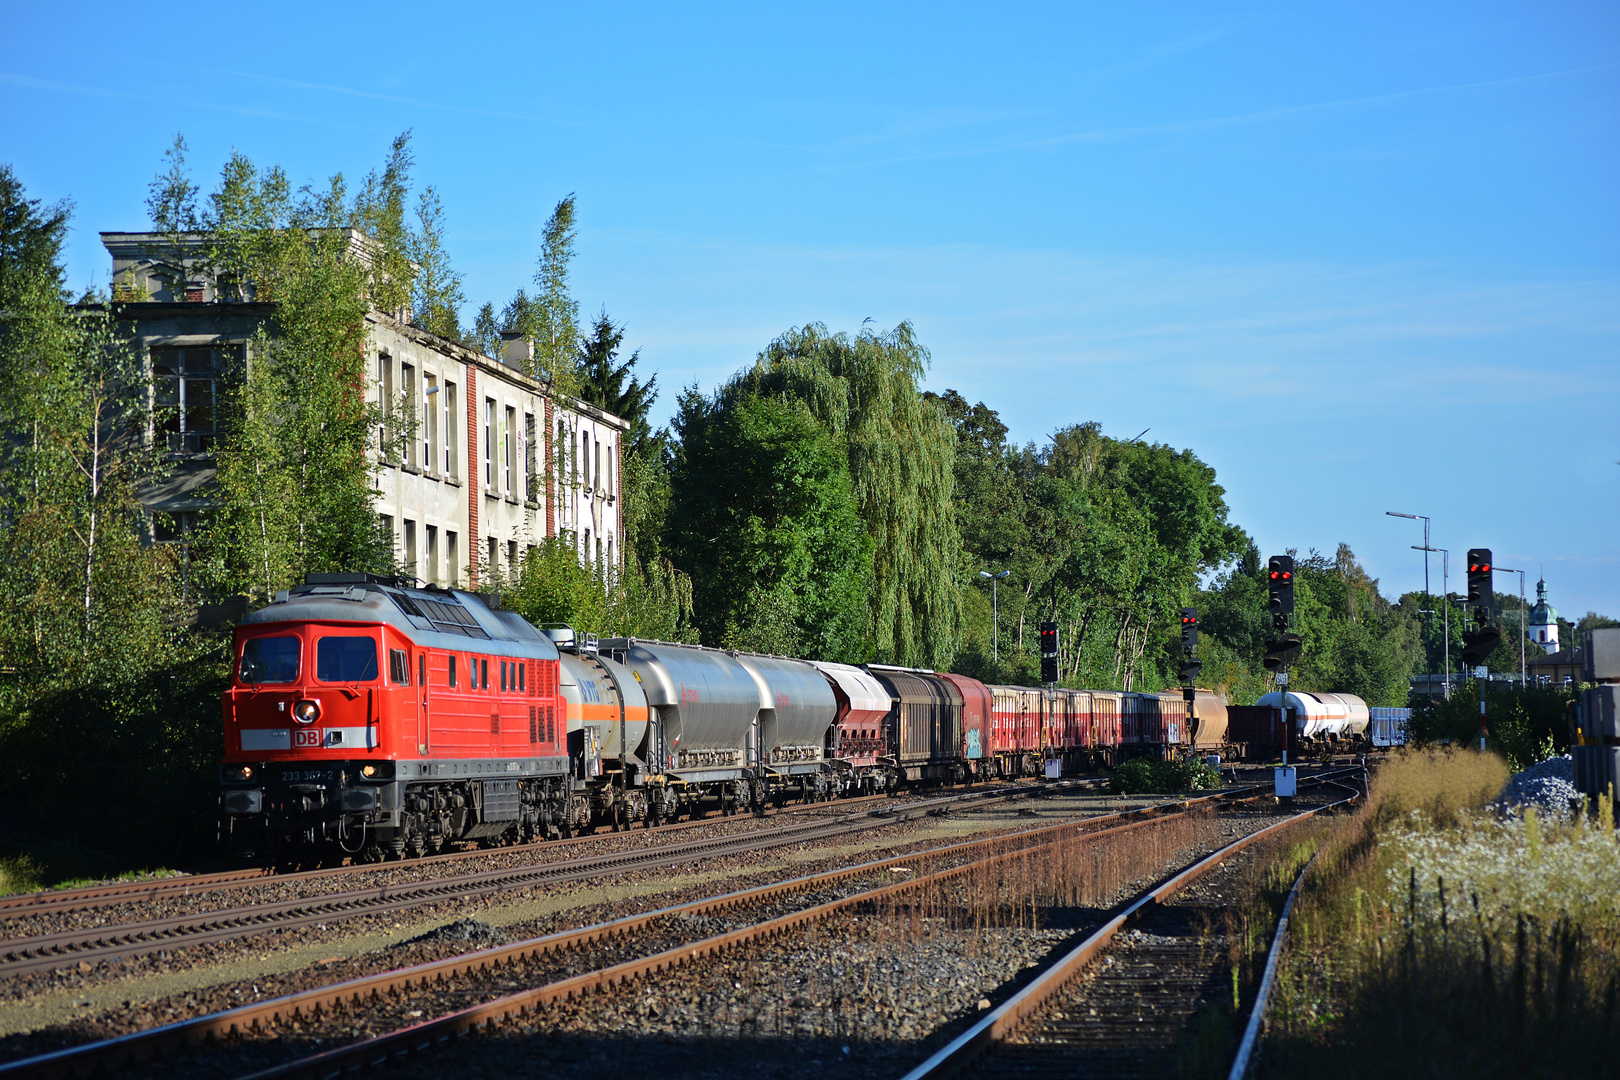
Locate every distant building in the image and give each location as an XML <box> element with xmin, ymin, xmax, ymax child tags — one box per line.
<box><xmin>1528</xmin><ymin>577</ymin><xmax>1559</xmax><ymax>652</ymax></box>
<box><xmin>102</xmin><ymin>231</ymin><xmax>627</xmax><ymax>592</ymax></box>
<box><xmin>1527</xmin><ymin>646</ymin><xmax>1581</xmax><ymax>686</ymax></box>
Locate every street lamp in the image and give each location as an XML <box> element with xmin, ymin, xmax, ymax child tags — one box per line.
<box><xmin>1386</xmin><ymin>512</ymin><xmax>1434</xmax><ymax>703</ymax></box>
<box><xmin>1430</xmin><ymin>547</ymin><xmax>1452</xmax><ymax>697</ymax></box>
<box><xmin>979</xmin><ymin>570</ymin><xmax>1011</xmax><ymax>663</ymax></box>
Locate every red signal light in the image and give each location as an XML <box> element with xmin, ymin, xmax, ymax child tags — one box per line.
<box><xmin>1282</xmin><ymin>571</ymin><xmax>1291</xmax><ymax>580</ymax></box>
<box><xmin>1269</xmin><ymin>571</ymin><xmax>1279</xmax><ymax>580</ymax></box>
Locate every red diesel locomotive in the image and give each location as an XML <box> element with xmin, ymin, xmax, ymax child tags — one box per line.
<box><xmin>220</xmin><ymin>574</ymin><xmax>569</xmax><ymax>864</ymax></box>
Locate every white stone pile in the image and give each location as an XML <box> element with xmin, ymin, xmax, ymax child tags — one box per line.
<box><xmin>1496</xmin><ymin>754</ymin><xmax>1579</xmax><ymax>813</ymax></box>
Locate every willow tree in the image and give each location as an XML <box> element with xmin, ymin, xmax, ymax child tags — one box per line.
<box><xmin>726</xmin><ymin>321</ymin><xmax>962</xmax><ymax>669</ymax></box>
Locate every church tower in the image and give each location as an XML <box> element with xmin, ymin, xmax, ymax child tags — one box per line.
<box><xmin>1528</xmin><ymin>577</ymin><xmax>1559</xmax><ymax>652</ymax></box>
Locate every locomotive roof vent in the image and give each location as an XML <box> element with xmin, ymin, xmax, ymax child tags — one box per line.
<box><xmin>305</xmin><ymin>571</ymin><xmax>411</xmax><ymax>588</ymax></box>
<box><xmin>541</xmin><ymin>624</ymin><xmax>598</xmax><ymax>655</ymax></box>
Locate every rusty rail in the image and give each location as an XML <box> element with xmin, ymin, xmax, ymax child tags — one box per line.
<box><xmin>0</xmin><ymin>779</ymin><xmax>1282</xmax><ymax>1080</ymax></box>
<box><xmin>897</xmin><ymin>773</ymin><xmax>1364</xmax><ymax>1080</ymax></box>
<box><xmin>0</xmin><ymin>790</ymin><xmax>904</xmax><ymax>921</ymax></box>
<box><xmin>0</xmin><ymin>782</ymin><xmax>1080</xmax><ymax>978</ymax></box>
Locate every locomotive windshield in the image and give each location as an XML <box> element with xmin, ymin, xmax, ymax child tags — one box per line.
<box><xmin>239</xmin><ymin>636</ymin><xmax>300</xmax><ymax>684</ymax></box>
<box><xmin>316</xmin><ymin>636</ymin><xmax>379</xmax><ymax>683</ymax></box>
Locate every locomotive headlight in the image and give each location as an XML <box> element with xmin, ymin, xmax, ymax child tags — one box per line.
<box><xmin>361</xmin><ymin>764</ymin><xmax>377</xmax><ymax>778</ymax></box>
<box><xmin>236</xmin><ymin>765</ymin><xmax>254</xmax><ymax>781</ymax></box>
<box><xmin>292</xmin><ymin>699</ymin><xmax>320</xmax><ymax>724</ymax></box>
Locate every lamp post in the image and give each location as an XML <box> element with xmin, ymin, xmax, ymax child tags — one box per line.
<box><xmin>1494</xmin><ymin>565</ymin><xmax>1528</xmax><ymax>686</ymax></box>
<box><xmin>1433</xmin><ymin>548</ymin><xmax>1452</xmax><ymax>697</ymax></box>
<box><xmin>979</xmin><ymin>570</ymin><xmax>1010</xmax><ymax>663</ymax></box>
<box><xmin>1387</xmin><ymin>512</ymin><xmax>1434</xmax><ymax>703</ymax></box>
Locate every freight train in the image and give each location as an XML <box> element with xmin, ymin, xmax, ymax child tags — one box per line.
<box><xmin>218</xmin><ymin>574</ymin><xmax>1234</xmax><ymax>866</ymax></box>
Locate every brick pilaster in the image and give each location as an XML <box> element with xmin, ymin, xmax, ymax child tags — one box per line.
<box><xmin>466</xmin><ymin>365</ymin><xmax>479</xmax><ymax>591</ymax></box>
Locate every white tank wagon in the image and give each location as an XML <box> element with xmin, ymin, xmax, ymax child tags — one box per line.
<box><xmin>1255</xmin><ymin>690</ymin><xmax>1371</xmax><ymax>743</ymax></box>
<box><xmin>599</xmin><ymin>639</ymin><xmax>840</xmax><ymax>814</ymax></box>
<box><xmin>733</xmin><ymin>652</ymin><xmax>838</xmax><ymax>800</ymax></box>
<box><xmin>553</xmin><ymin>635</ymin><xmax>653</xmax><ymax>830</ymax></box>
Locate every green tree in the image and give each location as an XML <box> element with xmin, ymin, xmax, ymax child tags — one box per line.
<box><xmin>730</xmin><ymin>322</ymin><xmax>961</xmax><ymax>668</ymax></box>
<box><xmin>155</xmin><ymin>138</ymin><xmax>407</xmax><ymax>601</ymax></box>
<box><xmin>669</xmin><ymin>389</ymin><xmax>872</xmax><ymax>660</ymax></box>
<box><xmin>492</xmin><ymin>196</ymin><xmax>580</xmax><ymax>391</ymax></box>
<box><xmin>409</xmin><ymin>185</ymin><xmax>465</xmax><ymax>341</ymax></box>
<box><xmin>503</xmin><ymin>535</ymin><xmax>698</xmax><ymax>644</ymax></box>
<box><xmin>0</xmin><ymin>167</ymin><xmax>219</xmax><ymax>878</ymax></box>
<box><xmin>575</xmin><ymin>310</ymin><xmax>657</xmax><ymax>449</ymax></box>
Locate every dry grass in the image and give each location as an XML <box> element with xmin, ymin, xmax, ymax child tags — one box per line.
<box><xmin>1262</xmin><ymin>748</ymin><xmax>1620</xmax><ymax>1079</ymax></box>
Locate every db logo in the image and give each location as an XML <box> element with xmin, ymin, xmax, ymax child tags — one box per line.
<box><xmin>293</xmin><ymin>729</ymin><xmax>323</xmax><ymax>748</ymax></box>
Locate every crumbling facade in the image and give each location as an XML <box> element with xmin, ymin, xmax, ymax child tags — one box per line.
<box><xmin>103</xmin><ymin>231</ymin><xmax>627</xmax><ymax>591</ymax></box>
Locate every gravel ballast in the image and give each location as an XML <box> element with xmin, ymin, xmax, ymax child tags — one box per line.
<box><xmin>1496</xmin><ymin>755</ymin><xmax>1579</xmax><ymax>813</ymax></box>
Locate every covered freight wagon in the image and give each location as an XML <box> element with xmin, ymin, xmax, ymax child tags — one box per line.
<box><xmin>936</xmin><ymin>673</ymin><xmax>993</xmax><ymax>776</ymax></box>
<box><xmin>870</xmin><ymin>666</ymin><xmax>964</xmax><ymax>783</ymax></box>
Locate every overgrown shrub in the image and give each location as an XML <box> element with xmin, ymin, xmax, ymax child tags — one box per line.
<box><xmin>1263</xmin><ymin>748</ymin><xmax>1617</xmax><ymax>1077</ymax></box>
<box><xmin>1109</xmin><ymin>754</ymin><xmax>1223</xmax><ymax>794</ymax></box>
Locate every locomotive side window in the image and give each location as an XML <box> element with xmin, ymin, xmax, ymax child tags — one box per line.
<box><xmin>468</xmin><ymin>654</ymin><xmax>479</xmax><ymax>689</ymax></box>
<box><xmin>317</xmin><ymin>637</ymin><xmax>379</xmax><ymax>683</ymax></box>
<box><xmin>388</xmin><ymin>648</ymin><xmax>410</xmax><ymax>685</ymax></box>
<box><xmin>448</xmin><ymin>655</ymin><xmax>458</xmax><ymax>687</ymax></box>
<box><xmin>481</xmin><ymin>659</ymin><xmax>489</xmax><ymax>689</ymax></box>
<box><xmin>519</xmin><ymin>663</ymin><xmax>526</xmax><ymax>693</ymax></box>
<box><xmin>500</xmin><ymin>660</ymin><xmax>508</xmax><ymax>691</ymax></box>
<box><xmin>239</xmin><ymin>636</ymin><xmax>299</xmax><ymax>684</ymax></box>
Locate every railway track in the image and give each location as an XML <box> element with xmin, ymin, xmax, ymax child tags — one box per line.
<box><xmin>0</xmin><ymin>776</ymin><xmax>1286</xmax><ymax>1080</ymax></box>
<box><xmin>0</xmin><ymin>790</ymin><xmax>912</xmax><ymax>922</ymax></box>
<box><xmin>0</xmin><ymin>780</ymin><xmax>1093</xmax><ymax>979</ymax></box>
<box><xmin>905</xmin><ymin>771</ymin><xmax>1362</xmax><ymax>1080</ymax></box>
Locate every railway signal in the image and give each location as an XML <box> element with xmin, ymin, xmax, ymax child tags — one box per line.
<box><xmin>1461</xmin><ymin>624</ymin><xmax>1502</xmax><ymax>667</ymax></box>
<box><xmin>1039</xmin><ymin>621</ymin><xmax>1059</xmax><ymax>684</ymax></box>
<box><xmin>1263</xmin><ymin>634</ymin><xmax>1302</xmax><ymax>673</ymax></box>
<box><xmin>1267</xmin><ymin>556</ymin><xmax>1295</xmax><ymax>618</ymax></box>
<box><xmin>1466</xmin><ymin>549</ymin><xmax>1493</xmax><ymax>610</ymax></box>
<box><xmin>1178</xmin><ymin>607</ymin><xmax>1201</xmax><ymax>685</ymax></box>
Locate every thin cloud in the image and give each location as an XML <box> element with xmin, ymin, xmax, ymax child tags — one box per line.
<box><xmin>831</xmin><ymin>63</ymin><xmax>1615</xmax><ymax>169</ymax></box>
<box><xmin>201</xmin><ymin>68</ymin><xmax>832</xmax><ymax>155</ymax></box>
<box><xmin>0</xmin><ymin>70</ymin><xmax>377</xmax><ymax>132</ymax></box>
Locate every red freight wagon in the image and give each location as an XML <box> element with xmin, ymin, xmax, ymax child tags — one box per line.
<box><xmin>937</xmin><ymin>673</ymin><xmax>993</xmax><ymax>778</ymax></box>
<box><xmin>989</xmin><ymin>685</ymin><xmax>1042</xmax><ymax>777</ymax></box>
<box><xmin>812</xmin><ymin>660</ymin><xmax>896</xmax><ymax>794</ymax></box>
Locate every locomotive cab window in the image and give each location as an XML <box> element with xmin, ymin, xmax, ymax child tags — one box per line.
<box><xmin>389</xmin><ymin>648</ymin><xmax>411</xmax><ymax>686</ymax></box>
<box><xmin>239</xmin><ymin>636</ymin><xmax>299</xmax><ymax>684</ymax></box>
<box><xmin>316</xmin><ymin>636</ymin><xmax>379</xmax><ymax>683</ymax></box>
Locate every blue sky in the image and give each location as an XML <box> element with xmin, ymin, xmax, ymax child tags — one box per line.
<box><xmin>5</xmin><ymin>1</ymin><xmax>1617</xmax><ymax>620</ymax></box>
